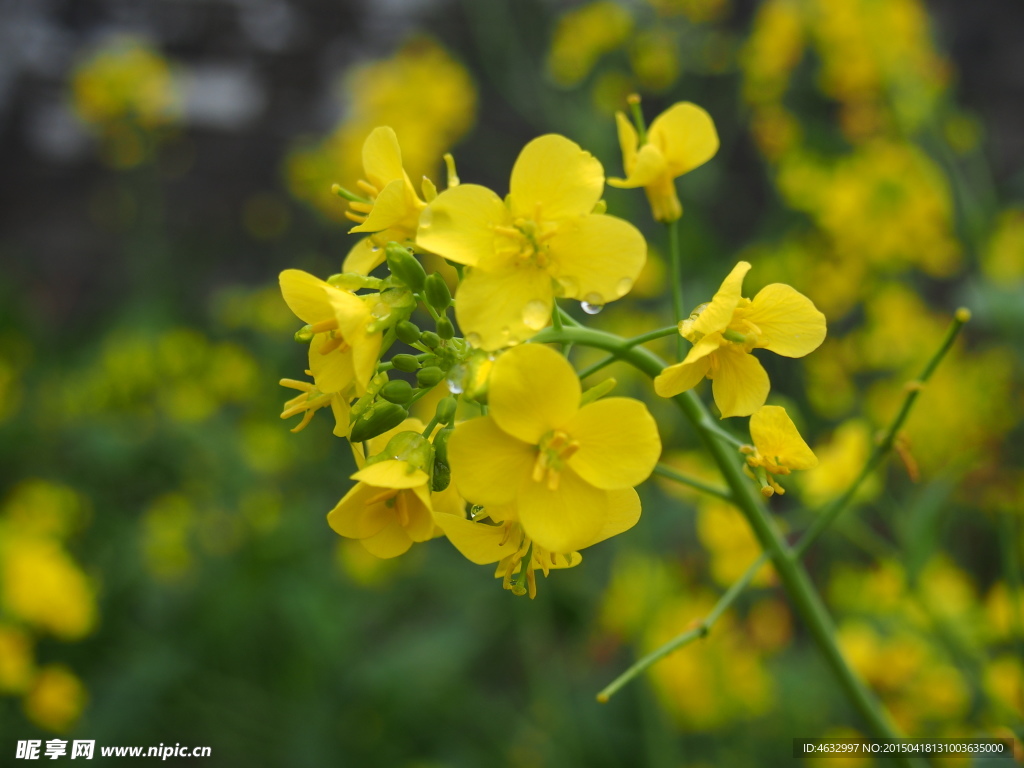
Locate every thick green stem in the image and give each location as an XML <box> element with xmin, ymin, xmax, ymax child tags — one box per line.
<box><xmin>534</xmin><ymin>326</ymin><xmax>918</xmax><ymax>765</ymax></box>
<box><xmin>667</xmin><ymin>218</ymin><xmax>685</xmax><ymax>359</ymax></box>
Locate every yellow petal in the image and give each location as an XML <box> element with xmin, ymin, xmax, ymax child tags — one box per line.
<box><xmin>746</xmin><ymin>284</ymin><xmax>827</xmax><ymax>358</ymax></box>
<box><xmin>750</xmin><ymin>406</ymin><xmax>818</xmax><ymax>470</ymax></box>
<box><xmin>549</xmin><ymin>213</ymin><xmax>647</xmax><ymax>304</ymax></box>
<box><xmin>679</xmin><ymin>331</ymin><xmax>723</xmax><ymax>366</ymax></box>
<box><xmin>509</xmin><ymin>134</ymin><xmax>604</xmax><ymax>221</ymax></box>
<box><xmin>566</xmin><ymin>398</ymin><xmax>661</xmax><ymax>489</ymax></box>
<box><xmin>454</xmin><ymin>263</ymin><xmax>553</xmax><ymax>351</ymax></box>
<box><xmin>347</xmin><ymin>325</ymin><xmax>383</xmax><ymax>397</ymax></box>
<box><xmin>648</xmin><ymin>102</ymin><xmax>719</xmax><ymax>177</ymax></box>
<box><xmin>361</xmin><ymin>126</ymin><xmax>407</xmax><ymax>190</ymax></box>
<box><xmin>308</xmin><ymin>333</ymin><xmax>355</xmax><ymax>394</ymax></box>
<box><xmin>352</xmin><ymin>460</ymin><xmax>429</xmax><ymax>489</ymax></box>
<box><xmin>417</xmin><ymin>184</ymin><xmax>507</xmax><ymax>267</ymax></box>
<box><xmin>654</xmin><ymin>355</ymin><xmax>711</xmax><ymax>397</ymax></box>
<box><xmin>489</xmin><ymin>344</ymin><xmax>581</xmax><ymax>444</ymax></box>
<box><xmin>590</xmin><ymin>488</ymin><xmax>642</xmax><ymax>545</ymax></box>
<box><xmin>404</xmin><ymin>486</ymin><xmax>438</xmax><ymax>542</ymax></box>
<box><xmin>349</xmin><ymin>179</ymin><xmax>419</xmax><ymax>234</ymax></box>
<box><xmin>690</xmin><ymin>261</ymin><xmax>751</xmax><ymax>338</ymax></box>
<box><xmin>613</xmin><ymin>111</ymin><xmax>638</xmax><ymax>176</ymax></box>
<box><xmin>608</xmin><ymin>142</ymin><xmax>667</xmax><ymax>189</ymax></box>
<box><xmin>330</xmin><ymin>397</ymin><xmax>351</xmax><ymax>438</ymax></box>
<box><xmin>359</xmin><ymin>517</ymin><xmax>413</xmax><ymax>559</ymax></box>
<box><xmin>518</xmin><ymin>467</ymin><xmax>609</xmax><ymax>553</ymax></box>
<box><xmin>279</xmin><ymin>269</ymin><xmax>332</xmax><ymax>325</ymax></box>
<box><xmin>448</xmin><ymin>416</ymin><xmax>535</xmax><ymax>505</ymax></box>
<box><xmin>434</xmin><ymin>513</ymin><xmax>516</xmax><ymax>565</ymax></box>
<box><xmin>342</xmin><ymin>237</ymin><xmax>386</xmax><ymax>275</ymax></box>
<box><xmin>327</xmin><ymin>483</ymin><xmax>392</xmax><ymax>539</ymax></box>
<box><xmin>711</xmin><ymin>348</ymin><xmax>770</xmax><ymax>418</ymax></box>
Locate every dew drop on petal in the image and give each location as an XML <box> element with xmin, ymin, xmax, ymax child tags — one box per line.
<box><xmin>371</xmin><ymin>302</ymin><xmax>391</xmax><ymax>320</ymax></box>
<box><xmin>522</xmin><ymin>300</ymin><xmax>549</xmax><ymax>330</ymax></box>
<box><xmin>615</xmin><ymin>277</ymin><xmax>634</xmax><ymax>297</ymax></box>
<box><xmin>370</xmin><ymin>245</ymin><xmax>381</xmax><ymax>253</ymax></box>
<box><xmin>446</xmin><ymin>364</ymin><xmax>465</xmax><ymax>394</ymax></box>
<box><xmin>581</xmin><ymin>293</ymin><xmax>604</xmax><ymax>315</ymax></box>
<box><xmin>466</xmin><ymin>332</ymin><xmax>482</xmax><ymax>347</ymax></box>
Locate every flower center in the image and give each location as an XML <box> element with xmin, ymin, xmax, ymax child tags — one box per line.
<box><xmin>492</xmin><ymin>217</ymin><xmax>558</xmax><ymax>269</ymax></box>
<box><xmin>531</xmin><ymin>430</ymin><xmax>581</xmax><ymax>491</ymax></box>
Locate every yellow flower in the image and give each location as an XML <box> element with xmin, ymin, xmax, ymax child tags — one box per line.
<box><xmin>24</xmin><ymin>665</ymin><xmax>86</xmax><ymax>733</ymax></box>
<box><xmin>447</xmin><ymin>344</ymin><xmax>660</xmax><ymax>552</ymax></box>
<box><xmin>278</xmin><ymin>269</ymin><xmax>382</xmax><ymax>397</ymax></box>
<box><xmin>417</xmin><ymin>134</ymin><xmax>647</xmax><ymax>350</ymax></box>
<box><xmin>278</xmin><ymin>377</ymin><xmax>351</xmax><ymax>436</ymax></box>
<box><xmin>341</xmin><ymin>127</ymin><xmax>430</xmax><ymax>275</ymax></box>
<box><xmin>608</xmin><ymin>102</ymin><xmax>719</xmax><ymax>222</ymax></box>
<box><xmin>654</xmin><ymin>261</ymin><xmax>826</xmax><ymax>417</ymax></box>
<box><xmin>433</xmin><ymin>490</ymin><xmax>640</xmax><ymax>599</ymax></box>
<box><xmin>743</xmin><ymin>405</ymin><xmax>818</xmax><ymax>496</ymax></box>
<box><xmin>327</xmin><ymin>419</ymin><xmax>442</xmax><ymax>558</ymax></box>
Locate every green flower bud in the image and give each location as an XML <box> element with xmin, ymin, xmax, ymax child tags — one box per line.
<box><xmin>416</xmin><ymin>366</ymin><xmax>444</xmax><ymax>387</ymax></box>
<box><xmin>431</xmin><ymin>428</ymin><xmax>452</xmax><ymax>492</ymax></box>
<box><xmin>294</xmin><ymin>325</ymin><xmax>314</xmax><ymax>343</ymax></box>
<box><xmin>424</xmin><ymin>273</ymin><xmax>452</xmax><ymax>310</ymax></box>
<box><xmin>435</xmin><ymin>396</ymin><xmax>458</xmax><ymax>425</ymax></box>
<box><xmin>431</xmin><ymin>461</ymin><xmax>450</xmax><ymax>492</ymax></box>
<box><xmin>436</xmin><ymin>317</ymin><xmax>455</xmax><ymax>340</ymax></box>
<box><xmin>385</xmin><ymin>242</ymin><xmax>426</xmax><ymax>292</ymax></box>
<box><xmin>350</xmin><ymin>402</ymin><xmax>408</xmax><ymax>443</ymax></box>
<box><xmin>420</xmin><ymin>331</ymin><xmax>441</xmax><ymax>348</ymax></box>
<box><xmin>391</xmin><ymin>354</ymin><xmax>420</xmax><ymax>372</ymax></box>
<box><xmin>380</xmin><ymin>380</ymin><xmax>414</xmax><ymax>404</ymax></box>
<box><xmin>395</xmin><ymin>321</ymin><xmax>422</xmax><ymax>345</ymax></box>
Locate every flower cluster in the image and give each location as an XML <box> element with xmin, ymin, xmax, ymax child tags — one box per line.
<box><xmin>277</xmin><ymin>100</ymin><xmax>825</xmax><ymax>596</ymax></box>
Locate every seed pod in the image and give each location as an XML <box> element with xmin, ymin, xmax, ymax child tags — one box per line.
<box><xmin>395</xmin><ymin>321</ymin><xmax>421</xmax><ymax>345</ymax></box>
<box><xmin>391</xmin><ymin>354</ymin><xmax>420</xmax><ymax>372</ymax></box>
<box><xmin>424</xmin><ymin>273</ymin><xmax>452</xmax><ymax>310</ymax></box>
<box><xmin>350</xmin><ymin>402</ymin><xmax>408</xmax><ymax>443</ymax></box>
<box><xmin>380</xmin><ymin>380</ymin><xmax>414</xmax><ymax>404</ymax></box>
<box><xmin>416</xmin><ymin>366</ymin><xmax>444</xmax><ymax>387</ymax></box>
<box><xmin>385</xmin><ymin>242</ymin><xmax>426</xmax><ymax>292</ymax></box>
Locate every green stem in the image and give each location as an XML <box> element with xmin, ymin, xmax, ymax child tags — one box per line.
<box><xmin>533</xmin><ymin>327</ymin><xmax>918</xmax><ymax>764</ymax></box>
<box><xmin>667</xmin><ymin>218</ymin><xmax>685</xmax><ymax>359</ymax></box>
<box><xmin>598</xmin><ymin>551</ymin><xmax>769</xmax><ymax>703</ymax></box>
<box><xmin>577</xmin><ymin>326</ymin><xmax>679</xmax><ymax>379</ymax></box>
<box><xmin>794</xmin><ymin>309</ymin><xmax>970</xmax><ymax>559</ymax></box>
<box><xmin>652</xmin><ymin>463</ymin><xmax>732</xmax><ymax>502</ymax></box>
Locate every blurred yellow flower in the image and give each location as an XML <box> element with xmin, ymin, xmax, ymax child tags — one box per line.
<box><xmin>418</xmin><ymin>135</ymin><xmax>647</xmax><ymax>350</ymax></box>
<box><xmin>23</xmin><ymin>665</ymin><xmax>87</xmax><ymax>733</ymax></box>
<box><xmin>744</xmin><ymin>405</ymin><xmax>818</xmax><ymax>496</ymax></box>
<box><xmin>448</xmin><ymin>344</ymin><xmax>660</xmax><ymax>553</ymax></box>
<box><xmin>0</xmin><ymin>625</ymin><xmax>34</xmax><ymax>693</ymax></box>
<box><xmin>655</xmin><ymin>261</ymin><xmax>826</xmax><ymax>417</ymax></box>
<box><xmin>278</xmin><ymin>269</ymin><xmax>382</xmax><ymax>397</ymax></box>
<box><xmin>328</xmin><ymin>419</ymin><xmax>441</xmax><ymax>558</ymax></box>
<box><xmin>609</xmin><ymin>101</ymin><xmax>719</xmax><ymax>222</ymax></box>
<box><xmin>547</xmin><ymin>1</ymin><xmax>633</xmax><ymax>87</ymax></box>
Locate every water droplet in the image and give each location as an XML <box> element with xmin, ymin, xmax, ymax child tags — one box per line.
<box><xmin>615</xmin><ymin>277</ymin><xmax>634</xmax><ymax>297</ymax></box>
<box><xmin>581</xmin><ymin>293</ymin><xmax>604</xmax><ymax>314</ymax></box>
<box><xmin>446</xmin><ymin>364</ymin><xmax>465</xmax><ymax>394</ymax></box>
<box><xmin>522</xmin><ymin>300</ymin><xmax>549</xmax><ymax>330</ymax></box>
<box><xmin>371</xmin><ymin>302</ymin><xmax>391</xmax><ymax>320</ymax></box>
<box><xmin>500</xmin><ymin>326</ymin><xmax>512</xmax><ymax>340</ymax></box>
<box><xmin>556</xmin><ymin>276</ymin><xmax>579</xmax><ymax>296</ymax></box>
<box><xmin>370</xmin><ymin>245</ymin><xmax>381</xmax><ymax>253</ymax></box>
<box><xmin>466</xmin><ymin>332</ymin><xmax>482</xmax><ymax>347</ymax></box>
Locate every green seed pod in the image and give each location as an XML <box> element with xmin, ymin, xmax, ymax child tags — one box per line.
<box><xmin>391</xmin><ymin>354</ymin><xmax>420</xmax><ymax>372</ymax></box>
<box><xmin>435</xmin><ymin>396</ymin><xmax>457</xmax><ymax>425</ymax></box>
<box><xmin>385</xmin><ymin>242</ymin><xmax>426</xmax><ymax>292</ymax></box>
<box><xmin>436</xmin><ymin>317</ymin><xmax>455</xmax><ymax>340</ymax></box>
<box><xmin>395</xmin><ymin>320</ymin><xmax>421</xmax><ymax>345</ymax></box>
<box><xmin>424</xmin><ymin>273</ymin><xmax>452</xmax><ymax>310</ymax></box>
<box><xmin>420</xmin><ymin>331</ymin><xmax>441</xmax><ymax>348</ymax></box>
<box><xmin>380</xmin><ymin>380</ymin><xmax>414</xmax><ymax>404</ymax></box>
<box><xmin>350</xmin><ymin>402</ymin><xmax>408</xmax><ymax>443</ymax></box>
<box><xmin>416</xmin><ymin>366</ymin><xmax>445</xmax><ymax>387</ymax></box>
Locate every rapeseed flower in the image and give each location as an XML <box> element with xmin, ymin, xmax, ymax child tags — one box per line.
<box><xmin>434</xmin><ymin>490</ymin><xmax>640</xmax><ymax>599</ymax></box>
<box><xmin>743</xmin><ymin>405</ymin><xmax>818</xmax><ymax>496</ymax></box>
<box><xmin>609</xmin><ymin>101</ymin><xmax>719</xmax><ymax>222</ymax></box>
<box><xmin>327</xmin><ymin>419</ymin><xmax>441</xmax><ymax>558</ymax></box>
<box><xmin>278</xmin><ymin>269</ymin><xmax>382</xmax><ymax>397</ymax></box>
<box><xmin>447</xmin><ymin>344</ymin><xmax>660</xmax><ymax>552</ymax></box>
<box><xmin>341</xmin><ymin>127</ymin><xmax>430</xmax><ymax>275</ymax></box>
<box><xmin>654</xmin><ymin>261</ymin><xmax>826</xmax><ymax>417</ymax></box>
<box><xmin>417</xmin><ymin>135</ymin><xmax>647</xmax><ymax>350</ymax></box>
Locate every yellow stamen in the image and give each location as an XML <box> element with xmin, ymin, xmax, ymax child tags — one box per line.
<box><xmin>344</xmin><ymin>211</ymin><xmax>367</xmax><ymax>224</ymax></box>
<box><xmin>309</xmin><ymin>318</ymin><xmax>339</xmax><ymax>334</ymax></box>
<box><xmin>356</xmin><ymin>180</ymin><xmax>379</xmax><ymax>198</ymax></box>
<box><xmin>347</xmin><ymin>201</ymin><xmax>373</xmax><ymax>214</ymax></box>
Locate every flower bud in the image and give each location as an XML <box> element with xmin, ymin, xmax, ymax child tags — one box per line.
<box><xmin>435</xmin><ymin>396</ymin><xmax>457</xmax><ymax>425</ymax></box>
<box><xmin>436</xmin><ymin>317</ymin><xmax>455</xmax><ymax>340</ymax></box>
<box><xmin>350</xmin><ymin>402</ymin><xmax>408</xmax><ymax>443</ymax></box>
<box><xmin>424</xmin><ymin>273</ymin><xmax>452</xmax><ymax>310</ymax></box>
<box><xmin>420</xmin><ymin>331</ymin><xmax>441</xmax><ymax>348</ymax></box>
<box><xmin>391</xmin><ymin>354</ymin><xmax>420</xmax><ymax>372</ymax></box>
<box><xmin>380</xmin><ymin>380</ymin><xmax>414</xmax><ymax>404</ymax></box>
<box><xmin>385</xmin><ymin>242</ymin><xmax>426</xmax><ymax>292</ymax></box>
<box><xmin>294</xmin><ymin>325</ymin><xmax>314</xmax><ymax>343</ymax></box>
<box><xmin>416</xmin><ymin>366</ymin><xmax>445</xmax><ymax>387</ymax></box>
<box><xmin>395</xmin><ymin>321</ymin><xmax>422</xmax><ymax>345</ymax></box>
<box><xmin>431</xmin><ymin>428</ymin><xmax>452</xmax><ymax>492</ymax></box>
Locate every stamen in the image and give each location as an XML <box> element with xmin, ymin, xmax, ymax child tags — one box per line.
<box><xmin>356</xmin><ymin>180</ymin><xmax>379</xmax><ymax>197</ymax></box>
<box><xmin>344</xmin><ymin>211</ymin><xmax>367</xmax><ymax>224</ymax></box>
<box><xmin>309</xmin><ymin>318</ymin><xmax>339</xmax><ymax>334</ymax></box>
<box><xmin>347</xmin><ymin>201</ymin><xmax>374</xmax><ymax>214</ymax></box>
